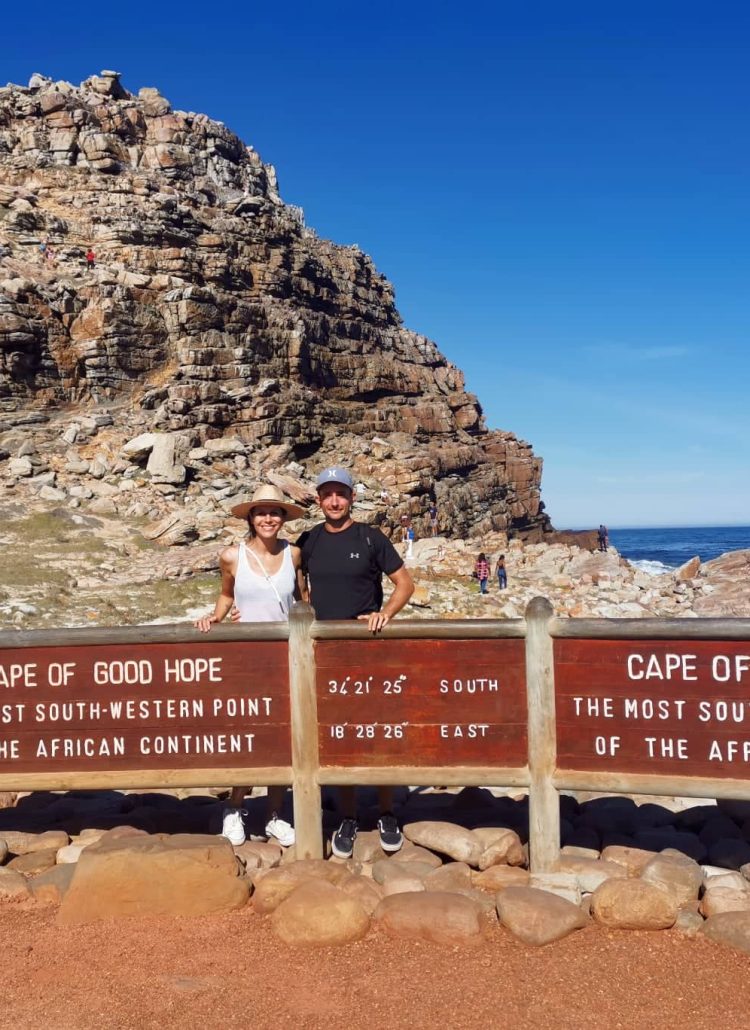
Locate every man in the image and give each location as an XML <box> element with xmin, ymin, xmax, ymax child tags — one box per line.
<box><xmin>298</xmin><ymin>466</ymin><xmax>414</xmax><ymax>856</ymax></box>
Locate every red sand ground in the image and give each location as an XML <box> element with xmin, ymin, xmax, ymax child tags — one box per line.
<box><xmin>2</xmin><ymin>904</ymin><xmax>750</xmax><ymax>1029</ymax></box>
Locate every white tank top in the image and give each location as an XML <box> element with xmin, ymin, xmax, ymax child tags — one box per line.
<box><xmin>234</xmin><ymin>540</ymin><xmax>296</xmax><ymax>622</ymax></box>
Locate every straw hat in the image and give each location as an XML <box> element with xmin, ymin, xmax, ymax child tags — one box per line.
<box><xmin>230</xmin><ymin>484</ymin><xmax>305</xmax><ymax>521</ymax></box>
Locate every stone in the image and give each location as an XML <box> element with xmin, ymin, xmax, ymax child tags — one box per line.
<box><xmin>7</xmin><ymin>848</ymin><xmax>58</xmax><ymax>876</ymax></box>
<box><xmin>0</xmin><ymin>832</ymin><xmax>69</xmax><ymax>856</ymax></box>
<box><xmin>352</xmin><ymin>829</ymin><xmax>386</xmax><ymax>864</ymax></box>
<box><xmin>57</xmin><ymin>833</ymin><xmax>249</xmax><ymax>923</ymax></box>
<box><xmin>472</xmin><ymin>865</ymin><xmax>530</xmax><ymax>892</ymax></box>
<box><xmin>496</xmin><ymin>886</ymin><xmax>589</xmax><ymax>946</ymax></box>
<box><xmin>234</xmin><ymin>841</ymin><xmax>282</xmax><ymax>870</ymax></box>
<box><xmin>373</xmin><ymin>891</ymin><xmax>486</xmax><ymax>946</ymax></box>
<box><xmin>424</xmin><ymin>862</ymin><xmax>472</xmax><ymax>892</ymax></box>
<box><xmin>601</xmin><ymin>845</ymin><xmax>657</xmax><ymax>876</ymax></box>
<box><xmin>0</xmin><ymin>840</ymin><xmax>6</xmax><ymax>864</ymax></box>
<box><xmin>591</xmin><ymin>879</ymin><xmax>678</xmax><ymax>930</ymax></box>
<box><xmin>252</xmin><ymin>859</ymin><xmax>353</xmax><ymax>914</ymax></box>
<box><xmin>475</xmin><ymin>828</ymin><xmax>526</xmax><ymax>869</ymax></box>
<box><xmin>340</xmin><ymin>875</ymin><xmax>384</xmax><ymax>915</ymax></box>
<box><xmin>393</xmin><ymin>844</ymin><xmax>443</xmax><ymax>869</ymax></box>
<box><xmin>146</xmin><ymin>435</ymin><xmax>186</xmax><ymax>484</ymax></box>
<box><xmin>371</xmin><ymin>859</ymin><xmax>429</xmax><ymax>886</ymax></box>
<box><xmin>122</xmin><ymin>433</ymin><xmax>157</xmax><ymax>460</ymax></box>
<box><xmin>402</xmin><ymin>822</ymin><xmax>483</xmax><ymax>866</ymax></box>
<box><xmin>674</xmin><ymin>908</ymin><xmax>704</xmax><ymax>937</ymax></box>
<box><xmin>528</xmin><ymin>872</ymin><xmax>581</xmax><ymax>906</ymax></box>
<box><xmin>700</xmin><ymin>885</ymin><xmax>750</xmax><ymax>917</ymax></box>
<box><xmin>271</xmin><ymin>880</ymin><xmax>370</xmax><ymax>947</ymax></box>
<box><xmin>381</xmin><ymin>873</ymin><xmax>426</xmax><ymax>896</ymax></box>
<box><xmin>555</xmin><ymin>856</ymin><xmax>627</xmax><ymax>893</ymax></box>
<box><xmin>29</xmin><ymin>864</ymin><xmax>76</xmax><ymax>904</ymax></box>
<box><xmin>0</xmin><ymin>866</ymin><xmax>32</xmax><ymax>900</ymax></box>
<box><xmin>641</xmin><ymin>852</ymin><xmax>702</xmax><ymax>907</ymax></box>
<box><xmin>702</xmin><ymin>911</ymin><xmax>750</xmax><ymax>954</ymax></box>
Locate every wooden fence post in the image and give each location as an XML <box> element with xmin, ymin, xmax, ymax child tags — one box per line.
<box><xmin>525</xmin><ymin>595</ymin><xmax>560</xmax><ymax>872</ymax></box>
<box><xmin>288</xmin><ymin>603</ymin><xmax>322</xmax><ymax>858</ymax></box>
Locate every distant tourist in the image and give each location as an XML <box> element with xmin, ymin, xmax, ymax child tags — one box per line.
<box><xmin>195</xmin><ymin>484</ymin><xmax>305</xmax><ymax>849</ymax></box>
<box><xmin>379</xmin><ymin>487</ymin><xmax>390</xmax><ymax>504</ymax></box>
<box><xmin>428</xmin><ymin>502</ymin><xmax>439</xmax><ymax>537</ymax></box>
<box><xmin>474</xmin><ymin>552</ymin><xmax>490</xmax><ymax>595</ymax></box>
<box><xmin>598</xmin><ymin>524</ymin><xmax>609</xmax><ymax>552</ymax></box>
<box><xmin>406</xmin><ymin>524</ymin><xmax>415</xmax><ymax>558</ymax></box>
<box><xmin>355</xmin><ymin>481</ymin><xmax>367</xmax><ymax>497</ymax></box>
<box><xmin>495</xmin><ymin>554</ymin><xmax>507</xmax><ymax>589</ymax></box>
<box><xmin>400</xmin><ymin>512</ymin><xmax>411</xmax><ymax>543</ymax></box>
<box><xmin>39</xmin><ymin>240</ymin><xmax>48</xmax><ymax>259</ymax></box>
<box><xmin>86</xmin><ymin>248</ymin><xmax>96</xmax><ymax>269</ymax></box>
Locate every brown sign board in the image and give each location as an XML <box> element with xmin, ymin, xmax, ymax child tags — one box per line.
<box><xmin>555</xmin><ymin>639</ymin><xmax>750</xmax><ymax>777</ymax></box>
<box><xmin>315</xmin><ymin>638</ymin><xmax>527</xmax><ymax>767</ymax></box>
<box><xmin>0</xmin><ymin>640</ymin><xmax>291</xmax><ymax>773</ymax></box>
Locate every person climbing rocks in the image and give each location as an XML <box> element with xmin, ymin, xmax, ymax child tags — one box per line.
<box><xmin>86</xmin><ymin>248</ymin><xmax>96</xmax><ymax>269</ymax></box>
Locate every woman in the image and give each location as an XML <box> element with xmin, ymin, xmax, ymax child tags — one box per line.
<box><xmin>195</xmin><ymin>484</ymin><xmax>305</xmax><ymax>848</ymax></box>
<box><xmin>495</xmin><ymin>553</ymin><xmax>507</xmax><ymax>590</ymax></box>
<box><xmin>474</xmin><ymin>552</ymin><xmax>490</xmax><ymax>595</ymax></box>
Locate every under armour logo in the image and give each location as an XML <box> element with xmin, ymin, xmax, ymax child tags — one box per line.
<box><xmin>350</xmin><ymin>552</ymin><xmax>360</xmax><ymax>559</ymax></box>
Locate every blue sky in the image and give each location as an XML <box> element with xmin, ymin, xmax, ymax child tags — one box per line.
<box><xmin>5</xmin><ymin>2</ymin><xmax>749</xmax><ymax>528</ymax></box>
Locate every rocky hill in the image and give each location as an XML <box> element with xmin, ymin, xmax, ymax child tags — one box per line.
<box><xmin>0</xmin><ymin>70</ymin><xmax>550</xmax><ymax>541</ymax></box>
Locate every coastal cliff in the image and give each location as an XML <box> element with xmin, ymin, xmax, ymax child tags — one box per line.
<box><xmin>0</xmin><ymin>70</ymin><xmax>549</xmax><ymax>540</ymax></box>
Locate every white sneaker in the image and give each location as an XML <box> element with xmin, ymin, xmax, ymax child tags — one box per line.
<box><xmin>265</xmin><ymin>814</ymin><xmax>295</xmax><ymax>847</ymax></box>
<box><xmin>221</xmin><ymin>807</ymin><xmax>246</xmax><ymax>846</ymax></box>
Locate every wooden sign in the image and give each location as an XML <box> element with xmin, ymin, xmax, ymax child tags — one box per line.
<box><xmin>556</xmin><ymin>639</ymin><xmax>750</xmax><ymax>777</ymax></box>
<box><xmin>0</xmin><ymin>640</ymin><xmax>291</xmax><ymax>773</ymax></box>
<box><xmin>315</xmin><ymin>638</ymin><xmax>526</xmax><ymax>767</ymax></box>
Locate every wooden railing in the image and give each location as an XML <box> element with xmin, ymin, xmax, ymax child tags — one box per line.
<box><xmin>1</xmin><ymin>599</ymin><xmax>749</xmax><ymax>869</ymax></box>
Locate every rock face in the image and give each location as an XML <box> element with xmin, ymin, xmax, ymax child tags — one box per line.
<box><xmin>0</xmin><ymin>71</ymin><xmax>548</xmax><ymax>540</ymax></box>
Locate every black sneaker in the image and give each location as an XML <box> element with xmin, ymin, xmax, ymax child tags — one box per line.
<box><xmin>377</xmin><ymin>812</ymin><xmax>403</xmax><ymax>853</ymax></box>
<box><xmin>331</xmin><ymin>818</ymin><xmax>358</xmax><ymax>859</ymax></box>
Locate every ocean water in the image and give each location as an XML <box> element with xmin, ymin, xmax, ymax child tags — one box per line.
<box><xmin>608</xmin><ymin>525</ymin><xmax>750</xmax><ymax>575</ymax></box>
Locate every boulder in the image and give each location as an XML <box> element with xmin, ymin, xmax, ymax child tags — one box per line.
<box><xmin>600</xmin><ymin>845</ymin><xmax>657</xmax><ymax>876</ymax></box>
<box><xmin>641</xmin><ymin>853</ymin><xmax>702</xmax><ymax>907</ymax></box>
<box><xmin>424</xmin><ymin>862</ymin><xmax>472</xmax><ymax>892</ymax></box>
<box><xmin>403</xmin><ymin>822</ymin><xmax>483</xmax><ymax>866</ymax></box>
<box><xmin>29</xmin><ymin>864</ymin><xmax>76</xmax><ymax>904</ymax></box>
<box><xmin>555</xmin><ymin>856</ymin><xmax>627</xmax><ymax>893</ymax></box>
<box><xmin>702</xmin><ymin>911</ymin><xmax>750</xmax><ymax>954</ymax></box>
<box><xmin>591</xmin><ymin>879</ymin><xmax>678</xmax><ymax>930</ymax></box>
<box><xmin>700</xmin><ymin>885</ymin><xmax>750</xmax><ymax>918</ymax></box>
<box><xmin>475</xmin><ymin>828</ymin><xmax>526</xmax><ymax>869</ymax></box>
<box><xmin>472</xmin><ymin>866</ymin><xmax>530</xmax><ymax>892</ymax></box>
<box><xmin>340</xmin><ymin>875</ymin><xmax>384</xmax><ymax>915</ymax></box>
<box><xmin>57</xmin><ymin>833</ymin><xmax>249</xmax><ymax>923</ymax></box>
<box><xmin>0</xmin><ymin>867</ymin><xmax>32</xmax><ymax>900</ymax></box>
<box><xmin>271</xmin><ymin>880</ymin><xmax>370</xmax><ymax>946</ymax></box>
<box><xmin>0</xmin><ymin>829</ymin><xmax>70</xmax><ymax>855</ymax></box>
<box><xmin>496</xmin><ymin>886</ymin><xmax>588</xmax><ymax>946</ymax></box>
<box><xmin>146</xmin><ymin>434</ymin><xmax>186</xmax><ymax>484</ymax></box>
<box><xmin>7</xmin><ymin>848</ymin><xmax>58</xmax><ymax>876</ymax></box>
<box><xmin>373</xmin><ymin>891</ymin><xmax>486</xmax><ymax>946</ymax></box>
<box><xmin>252</xmin><ymin>859</ymin><xmax>353</xmax><ymax>914</ymax></box>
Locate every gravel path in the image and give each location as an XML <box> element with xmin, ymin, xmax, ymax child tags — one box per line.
<box><xmin>3</xmin><ymin>905</ymin><xmax>750</xmax><ymax>1029</ymax></box>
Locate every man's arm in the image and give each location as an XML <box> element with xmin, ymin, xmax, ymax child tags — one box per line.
<box><xmin>360</xmin><ymin>565</ymin><xmax>414</xmax><ymax>633</ymax></box>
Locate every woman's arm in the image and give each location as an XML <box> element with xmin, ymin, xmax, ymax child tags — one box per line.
<box><xmin>195</xmin><ymin>547</ymin><xmax>237</xmax><ymax>632</ymax></box>
<box><xmin>289</xmin><ymin>544</ymin><xmax>308</xmax><ymax>602</ymax></box>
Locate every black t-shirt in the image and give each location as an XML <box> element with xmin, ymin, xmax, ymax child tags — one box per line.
<box><xmin>297</xmin><ymin>522</ymin><xmax>403</xmax><ymax>620</ymax></box>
